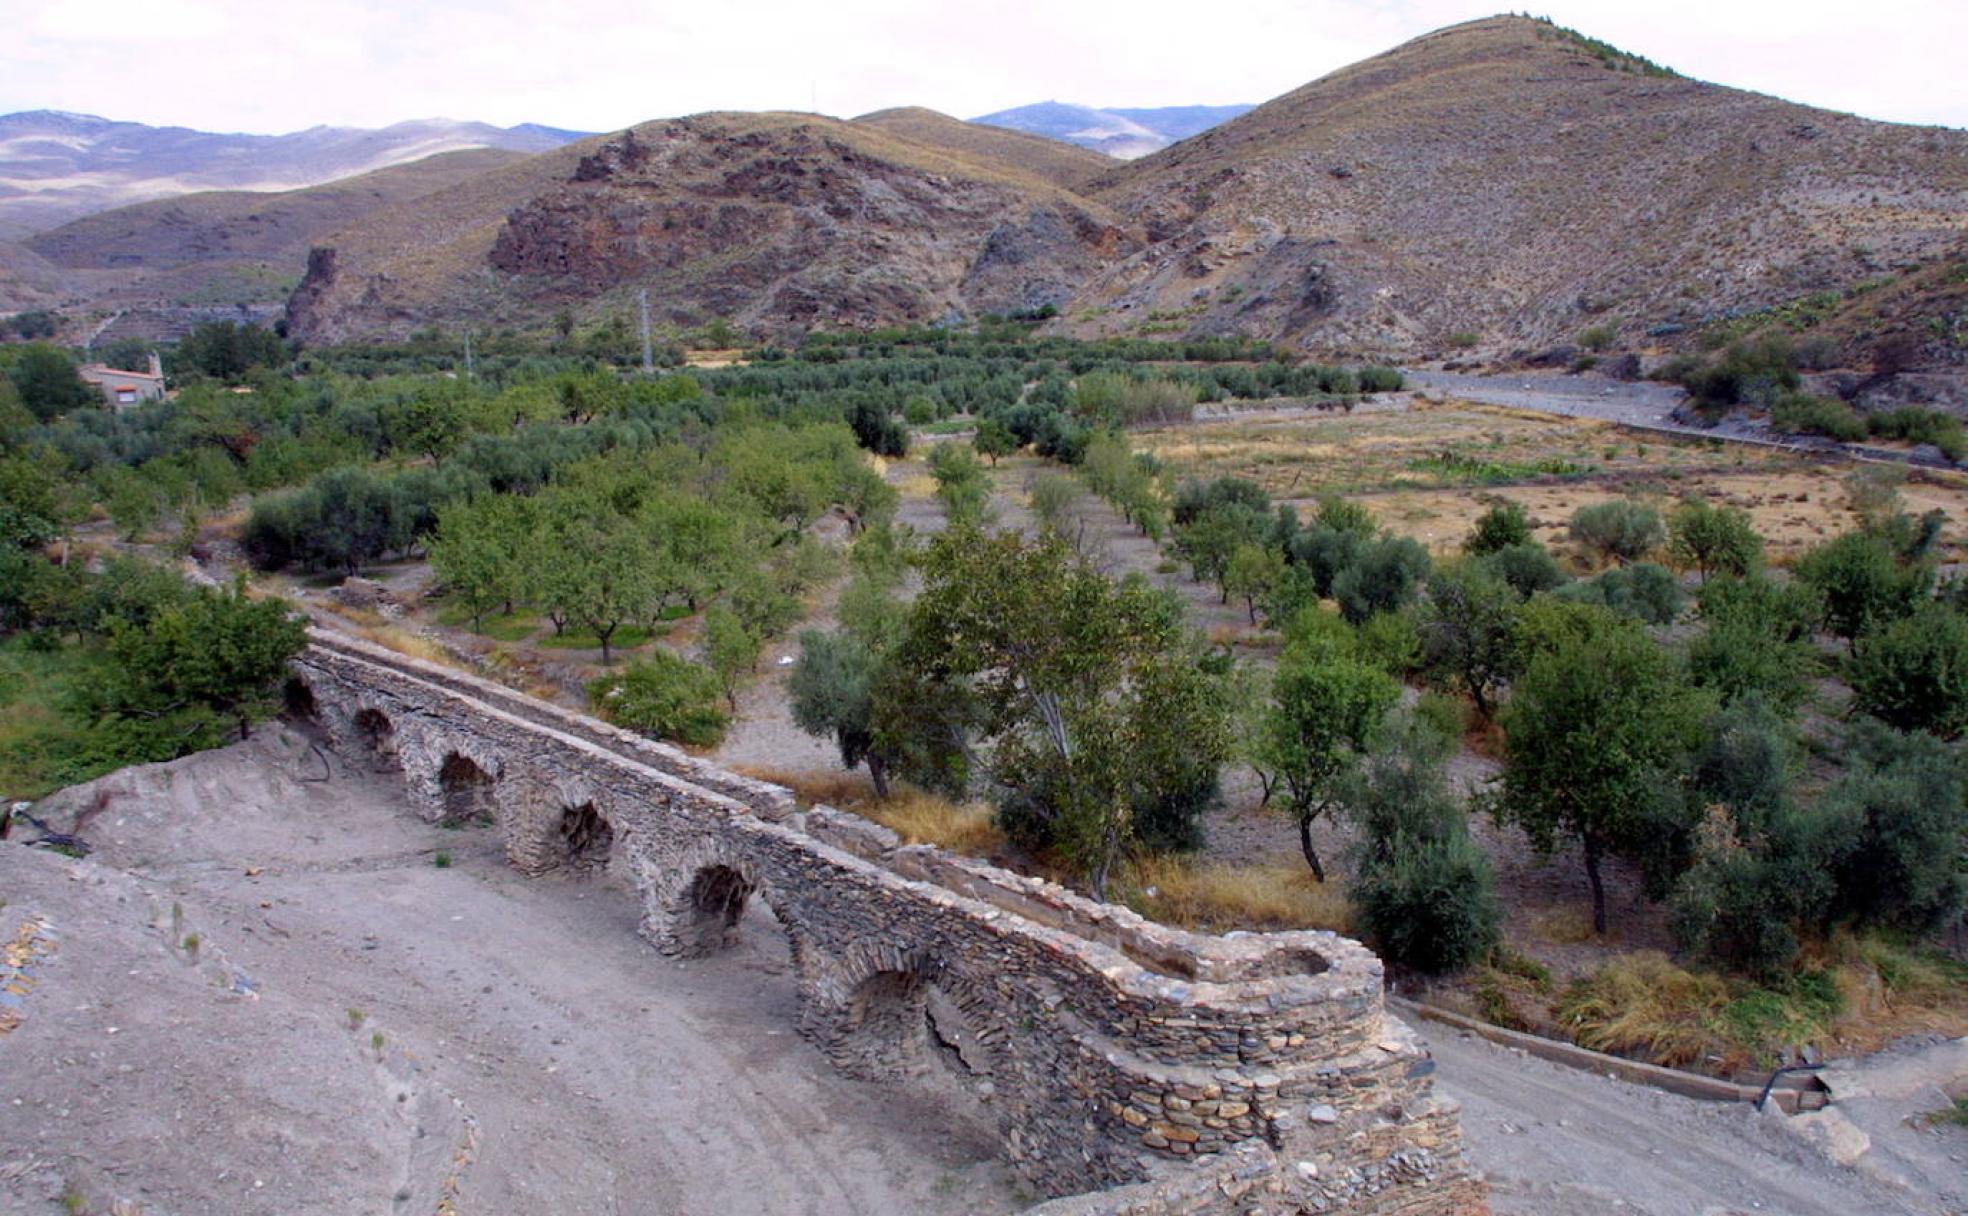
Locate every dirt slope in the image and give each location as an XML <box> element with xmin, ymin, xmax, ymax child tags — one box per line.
<box><xmin>0</xmin><ymin>730</ymin><xmax>1016</xmax><ymax>1215</ymax></box>
<box><xmin>1067</xmin><ymin>15</ymin><xmax>1968</xmax><ymax>359</ymax></box>
<box><xmin>852</xmin><ymin>107</ymin><xmax>1118</xmax><ymax>191</ymax></box>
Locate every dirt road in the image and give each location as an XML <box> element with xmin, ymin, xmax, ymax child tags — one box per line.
<box><xmin>1422</xmin><ymin>1024</ymin><xmax>1949</xmax><ymax>1215</ymax></box>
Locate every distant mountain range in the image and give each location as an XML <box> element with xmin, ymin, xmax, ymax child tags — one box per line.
<box><xmin>3</xmin><ymin>16</ymin><xmax>1963</xmax><ymax>375</ymax></box>
<box><xmin>0</xmin><ymin>111</ymin><xmax>589</xmax><ymax>237</ymax></box>
<box><xmin>969</xmin><ymin>102</ymin><xmax>1255</xmax><ymax>158</ymax></box>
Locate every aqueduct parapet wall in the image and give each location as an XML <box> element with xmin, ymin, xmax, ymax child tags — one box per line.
<box><xmin>292</xmin><ymin>629</ymin><xmax>1486</xmax><ymax>1214</ymax></box>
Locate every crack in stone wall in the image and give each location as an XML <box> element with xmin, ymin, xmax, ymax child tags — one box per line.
<box><xmin>291</xmin><ymin>629</ymin><xmax>1487</xmax><ymax>1214</ymax></box>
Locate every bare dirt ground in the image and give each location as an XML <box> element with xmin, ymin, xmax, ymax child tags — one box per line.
<box><xmin>6</xmin><ymin>733</ymin><xmax>1961</xmax><ymax>1216</ymax></box>
<box><xmin>0</xmin><ymin>729</ymin><xmax>1020</xmax><ymax>1216</ymax></box>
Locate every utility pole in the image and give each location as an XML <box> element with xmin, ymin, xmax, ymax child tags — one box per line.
<box><xmin>638</xmin><ymin>288</ymin><xmax>654</xmax><ymax>374</ymax></box>
<box><xmin>463</xmin><ymin>330</ymin><xmax>475</xmax><ymax>379</ymax></box>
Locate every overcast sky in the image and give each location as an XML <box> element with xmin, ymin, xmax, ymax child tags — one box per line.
<box><xmin>4</xmin><ymin>0</ymin><xmax>1963</xmax><ymax>134</ymax></box>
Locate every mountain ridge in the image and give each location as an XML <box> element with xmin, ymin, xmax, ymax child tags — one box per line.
<box><xmin>0</xmin><ymin>110</ymin><xmax>590</xmax><ymax>237</ymax></box>
<box><xmin>970</xmin><ymin>101</ymin><xmax>1255</xmax><ymax>158</ymax></box>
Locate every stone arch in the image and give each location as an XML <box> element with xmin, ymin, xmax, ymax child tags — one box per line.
<box><xmin>802</xmin><ymin>947</ymin><xmax>1003</xmax><ymax>1092</ymax></box>
<box><xmin>557</xmin><ymin>801</ymin><xmax>615</xmax><ymax>874</ymax></box>
<box><xmin>436</xmin><ymin>750</ymin><xmax>498</xmax><ymax>826</ymax></box>
<box><xmin>665</xmin><ymin>863</ymin><xmax>756</xmax><ymax>955</ymax></box>
<box><xmin>350</xmin><ymin>705</ymin><xmax>400</xmax><ymax>772</ymax></box>
<box><xmin>282</xmin><ymin>675</ymin><xmax>320</xmax><ymax>723</ymax></box>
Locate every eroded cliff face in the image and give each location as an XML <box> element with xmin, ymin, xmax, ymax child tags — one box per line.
<box><xmin>487</xmin><ymin>119</ymin><xmax>1131</xmax><ymax>335</ymax></box>
<box><xmin>287</xmin><ymin>115</ymin><xmax>1134</xmax><ymax>343</ymax></box>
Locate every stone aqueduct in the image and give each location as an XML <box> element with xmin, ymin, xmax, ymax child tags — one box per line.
<box><xmin>290</xmin><ymin>629</ymin><xmax>1487</xmax><ymax>1215</ymax></box>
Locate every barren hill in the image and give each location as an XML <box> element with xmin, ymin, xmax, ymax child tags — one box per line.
<box><xmin>0</xmin><ymin>111</ymin><xmax>584</xmax><ymax>238</ymax></box>
<box><xmin>1069</xmin><ymin>15</ymin><xmax>1968</xmax><ymax>359</ymax></box>
<box><xmin>287</xmin><ymin>112</ymin><xmax>1136</xmax><ymax>344</ymax></box>
<box><xmin>851</xmin><ymin>107</ymin><xmax>1116</xmax><ymax>191</ymax></box>
<box><xmin>0</xmin><ymin>148</ymin><xmax>536</xmax><ymax>335</ymax></box>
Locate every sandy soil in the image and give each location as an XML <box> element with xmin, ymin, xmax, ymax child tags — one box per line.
<box><xmin>0</xmin><ymin>729</ymin><xmax>1020</xmax><ymax>1216</ymax></box>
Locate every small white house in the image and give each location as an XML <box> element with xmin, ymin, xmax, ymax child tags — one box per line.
<box><xmin>78</xmin><ymin>352</ymin><xmax>166</xmax><ymax>411</ymax></box>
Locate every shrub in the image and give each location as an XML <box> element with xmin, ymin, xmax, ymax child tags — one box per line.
<box><xmin>1569</xmin><ymin>499</ymin><xmax>1664</xmax><ymax>566</ymax></box>
<box><xmin>588</xmin><ymin>650</ymin><xmax>729</xmax><ymax>747</ymax></box>
<box><xmin>1794</xmin><ymin>531</ymin><xmax>1932</xmax><ymax>646</ymax></box>
<box><xmin>1478</xmin><ymin>541</ymin><xmax>1568</xmax><ymax>597</ymax></box>
<box><xmin>1578</xmin><ymin>325</ymin><xmax>1616</xmax><ymax>352</ymax></box>
<box><xmin>1464</xmin><ymin>500</ymin><xmax>1533</xmax><ymax>555</ymax></box>
<box><xmin>1770</xmin><ymin>393</ymin><xmax>1866</xmax><ymax>442</ymax></box>
<box><xmin>1345</xmin><ymin>711</ymin><xmax>1500</xmax><ymax>974</ymax></box>
<box><xmin>1558</xmin><ymin>561</ymin><xmax>1686</xmax><ymax>625</ymax></box>
<box><xmin>1868</xmin><ymin>407</ymin><xmax>1967</xmax><ymax>462</ymax></box>
<box><xmin>1820</xmin><ymin>721</ymin><xmax>1968</xmax><ymax>934</ymax></box>
<box><xmin>1676</xmin><ymin>336</ymin><xmax>1801</xmax><ymax>411</ymax></box>
<box><xmin>1352</xmin><ymin>833</ymin><xmax>1502</xmax><ymax>975</ymax></box>
<box><xmin>1849</xmin><ymin>603</ymin><xmax>1968</xmax><ymax>736</ymax></box>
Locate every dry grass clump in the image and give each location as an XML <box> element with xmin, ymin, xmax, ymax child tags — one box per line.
<box><xmin>728</xmin><ymin>765</ymin><xmax>1005</xmax><ymax>856</ymax></box>
<box><xmin>1124</xmin><ymin>855</ymin><xmax>1353</xmax><ymax>934</ymax></box>
<box><xmin>353</xmin><ymin>623</ymin><xmax>454</xmax><ymax>667</ymax></box>
<box><xmin>1555</xmin><ymin>951</ymin><xmax>1733</xmax><ymax>1068</ymax></box>
<box><xmin>858</xmin><ymin>790</ymin><xmax>1005</xmax><ymax>855</ymax></box>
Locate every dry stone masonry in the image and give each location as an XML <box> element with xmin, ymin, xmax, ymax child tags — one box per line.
<box><xmin>291</xmin><ymin>629</ymin><xmax>1487</xmax><ymax>1215</ymax></box>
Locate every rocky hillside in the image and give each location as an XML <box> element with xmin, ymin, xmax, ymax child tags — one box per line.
<box><xmin>0</xmin><ymin>111</ymin><xmax>584</xmax><ymax>238</ymax></box>
<box><xmin>196</xmin><ymin>15</ymin><xmax>1966</xmax><ymax>365</ymax></box>
<box><xmin>287</xmin><ymin>112</ymin><xmax>1134</xmax><ymax>345</ymax></box>
<box><xmin>1068</xmin><ymin>15</ymin><xmax>1968</xmax><ymax>359</ymax></box>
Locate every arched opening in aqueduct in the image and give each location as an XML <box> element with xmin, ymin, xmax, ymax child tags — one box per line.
<box><xmin>351</xmin><ymin>707</ymin><xmax>399</xmax><ymax>771</ymax></box>
<box><xmin>556</xmin><ymin>801</ymin><xmax>614</xmax><ymax>873</ymax></box>
<box><xmin>436</xmin><ymin>752</ymin><xmax>497</xmax><ymax>826</ymax></box>
<box><xmin>676</xmin><ymin>864</ymin><xmax>756</xmax><ymax>954</ymax></box>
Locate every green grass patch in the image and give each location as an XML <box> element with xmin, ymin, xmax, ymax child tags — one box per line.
<box><xmin>1405</xmin><ymin>452</ymin><xmax>1597</xmax><ymax>486</ymax></box>
<box><xmin>536</xmin><ymin>625</ymin><xmax>656</xmax><ymax>652</ymax></box>
<box><xmin>434</xmin><ymin>603</ymin><xmax>543</xmax><ymax>641</ymax></box>
<box><xmin>1</xmin><ymin>637</ymin><xmax>102</xmax><ymax>799</ymax></box>
<box><xmin>915</xmin><ymin>418</ymin><xmax>976</xmax><ymax>436</ymax></box>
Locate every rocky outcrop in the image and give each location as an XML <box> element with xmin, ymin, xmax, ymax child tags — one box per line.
<box><xmin>474</xmin><ymin>118</ymin><xmax>1132</xmax><ymax>338</ymax></box>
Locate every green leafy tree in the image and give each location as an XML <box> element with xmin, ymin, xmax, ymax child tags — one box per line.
<box><xmin>1418</xmin><ymin>561</ymin><xmax>1520</xmax><ymax>718</ymax></box>
<box><xmin>428</xmin><ymin>498</ymin><xmax>523</xmax><ymax>630</ymax></box>
<box><xmin>1819</xmin><ymin>721</ymin><xmax>1968</xmax><ymax>934</ymax></box>
<box><xmin>928</xmin><ymin>442</ymin><xmax>992</xmax><ymax>527</ymax></box>
<box><xmin>1331</xmin><ymin>534</ymin><xmax>1430</xmax><ymax>624</ymax></box>
<box><xmin>1223</xmin><ymin>542</ymin><xmax>1284</xmax><ymax>624</ymax></box>
<box><xmin>1668</xmin><ymin>498</ymin><xmax>1763</xmax><ymax>581</ymax></box>
<box><xmin>702</xmin><ymin>605</ymin><xmax>760</xmax><ymax>711</ymax></box>
<box><xmin>972</xmin><ymin>418</ymin><xmax>1017</xmax><ymax>465</ymax></box>
<box><xmin>1258</xmin><ymin>622</ymin><xmax>1400</xmax><ymax>879</ymax></box>
<box><xmin>1849</xmin><ymin>603</ymin><xmax>1968</xmax><ymax>737</ymax></box>
<box><xmin>789</xmin><ymin>628</ymin><xmax>891</xmax><ymax>796</ymax></box>
<box><xmin>896</xmin><ymin>529</ymin><xmax>1230</xmax><ymax>896</ymax></box>
<box><xmin>1794</xmin><ymin>530</ymin><xmax>1932</xmax><ymax>648</ymax></box>
<box><xmin>9</xmin><ymin>345</ymin><xmax>94</xmax><ymax>420</ymax></box>
<box><xmin>1498</xmin><ymin>608</ymin><xmax>1711</xmax><ymax>933</ymax></box>
<box><xmin>1687</xmin><ymin>574</ymin><xmax>1818</xmax><ymax>712</ymax></box>
<box><xmin>1477</xmin><ymin>541</ymin><xmax>1568</xmax><ymax>598</ymax></box>
<box><xmin>85</xmin><ymin>579</ymin><xmax>306</xmax><ymax>741</ymax></box>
